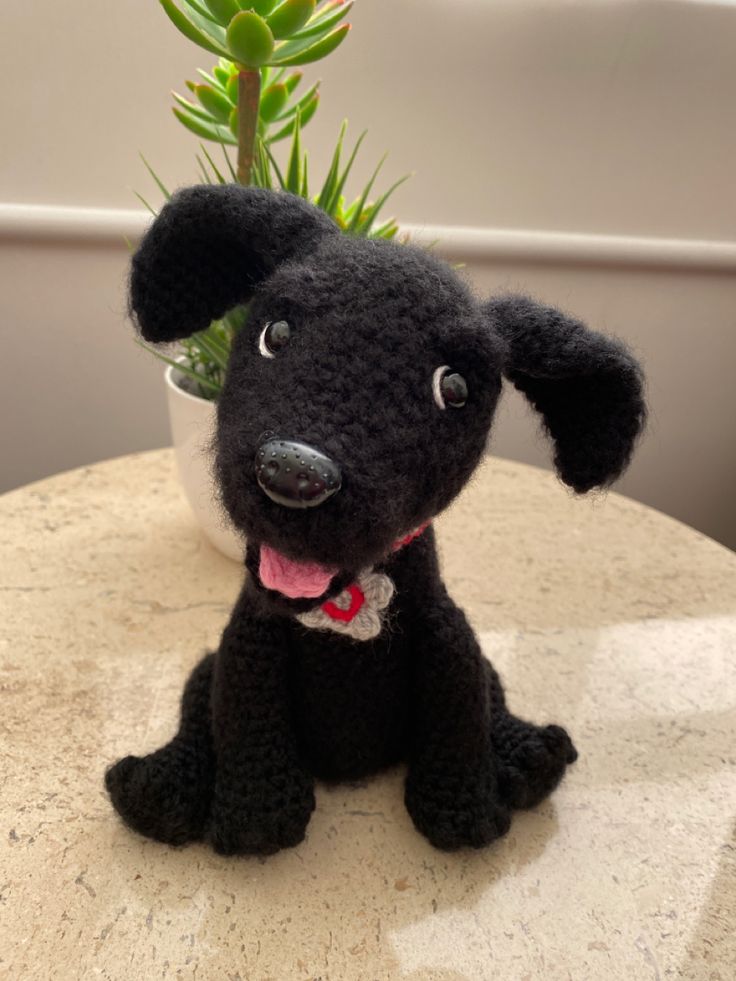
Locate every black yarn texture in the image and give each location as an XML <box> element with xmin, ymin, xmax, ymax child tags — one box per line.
<box><xmin>106</xmin><ymin>184</ymin><xmax>645</xmax><ymax>854</ymax></box>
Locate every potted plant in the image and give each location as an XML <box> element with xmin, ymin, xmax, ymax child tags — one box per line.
<box><xmin>138</xmin><ymin>0</ymin><xmax>408</xmax><ymax>560</ymax></box>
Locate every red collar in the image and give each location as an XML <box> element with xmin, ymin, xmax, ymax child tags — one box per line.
<box><xmin>391</xmin><ymin>521</ymin><xmax>431</xmax><ymax>553</ymax></box>
<box><xmin>296</xmin><ymin>522</ymin><xmax>431</xmax><ymax>641</ymax></box>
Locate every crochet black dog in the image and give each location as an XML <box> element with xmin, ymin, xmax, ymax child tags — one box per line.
<box><xmin>105</xmin><ymin>185</ymin><xmax>645</xmax><ymax>854</ymax></box>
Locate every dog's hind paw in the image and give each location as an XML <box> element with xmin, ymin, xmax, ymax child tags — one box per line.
<box><xmin>493</xmin><ymin>718</ymin><xmax>578</xmax><ymax>810</ymax></box>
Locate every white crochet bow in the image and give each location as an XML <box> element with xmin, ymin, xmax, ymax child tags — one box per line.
<box><xmin>295</xmin><ymin>570</ymin><xmax>395</xmax><ymax>642</ymax></box>
<box><xmin>293</xmin><ymin>522</ymin><xmax>429</xmax><ymax>642</ymax></box>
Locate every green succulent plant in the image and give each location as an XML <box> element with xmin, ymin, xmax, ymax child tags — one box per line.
<box><xmin>173</xmin><ymin>60</ymin><xmax>320</xmax><ymax>147</ymax></box>
<box><xmin>140</xmin><ymin>0</ymin><xmax>411</xmax><ymax>400</ymax></box>
<box><xmin>139</xmin><ymin>116</ymin><xmax>409</xmax><ymax>398</ymax></box>
<box><xmin>161</xmin><ymin>0</ymin><xmax>352</xmax><ymax>68</ymax></box>
<box><xmin>161</xmin><ymin>0</ymin><xmax>352</xmax><ymax>181</ymax></box>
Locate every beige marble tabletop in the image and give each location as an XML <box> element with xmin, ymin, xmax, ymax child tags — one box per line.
<box><xmin>1</xmin><ymin>449</ymin><xmax>734</xmax><ymax>981</ymax></box>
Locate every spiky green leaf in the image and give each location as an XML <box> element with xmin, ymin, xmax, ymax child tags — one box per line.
<box><xmin>134</xmin><ymin>191</ymin><xmax>158</xmax><ymax>216</ymax></box>
<box><xmin>300</xmin><ymin>150</ymin><xmax>309</xmax><ymax>197</ymax></box>
<box><xmin>345</xmin><ymin>153</ymin><xmax>386</xmax><ymax>232</ymax></box>
<box><xmin>254</xmin><ymin>137</ymin><xmax>274</xmax><ymax>189</ymax></box>
<box><xmin>324</xmin><ymin>128</ymin><xmax>366</xmax><ymax>214</ymax></box>
<box><xmin>369</xmin><ymin>218</ymin><xmax>400</xmax><ymax>240</ymax></box>
<box><xmin>140</xmin><ymin>155</ymin><xmax>172</xmax><ymax>200</ymax></box>
<box><xmin>220</xmin><ymin>142</ymin><xmax>238</xmax><ymax>180</ymax></box>
<box><xmin>192</xmin><ymin>328</ymin><xmax>229</xmax><ymax>369</ymax></box>
<box><xmin>265</xmin><ymin>91</ymin><xmax>318</xmax><ymax>141</ymax></box>
<box><xmin>196</xmin><ymin>155</ymin><xmax>213</xmax><ymax>183</ymax></box>
<box><xmin>285</xmin><ymin>109</ymin><xmax>303</xmax><ymax>193</ymax></box>
<box><xmin>315</xmin><ymin>119</ymin><xmax>346</xmax><ymax>209</ymax></box>
<box><xmin>353</xmin><ymin>174</ymin><xmax>411</xmax><ymax>237</ymax></box>
<box><xmin>138</xmin><ymin>342</ymin><xmax>221</xmax><ymax>397</ymax></box>
<box><xmin>260</xmin><ymin>137</ymin><xmax>286</xmax><ymax>188</ymax></box>
<box><xmin>199</xmin><ymin>144</ymin><xmax>228</xmax><ymax>183</ymax></box>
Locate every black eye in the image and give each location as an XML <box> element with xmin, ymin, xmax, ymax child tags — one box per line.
<box><xmin>258</xmin><ymin>320</ymin><xmax>291</xmax><ymax>358</ymax></box>
<box><xmin>433</xmin><ymin>366</ymin><xmax>468</xmax><ymax>409</ymax></box>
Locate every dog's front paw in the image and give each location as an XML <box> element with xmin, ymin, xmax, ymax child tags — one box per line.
<box><xmin>405</xmin><ymin>775</ymin><xmax>511</xmax><ymax>851</ymax></box>
<box><xmin>105</xmin><ymin>741</ymin><xmax>213</xmax><ymax>846</ymax></box>
<box><xmin>206</xmin><ymin>779</ymin><xmax>315</xmax><ymax>856</ymax></box>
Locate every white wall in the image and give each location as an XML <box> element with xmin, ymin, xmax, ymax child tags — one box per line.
<box><xmin>2</xmin><ymin>0</ymin><xmax>735</xmax><ymax>546</ymax></box>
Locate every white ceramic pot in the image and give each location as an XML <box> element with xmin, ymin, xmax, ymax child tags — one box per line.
<box><xmin>164</xmin><ymin>364</ymin><xmax>244</xmax><ymax>562</ymax></box>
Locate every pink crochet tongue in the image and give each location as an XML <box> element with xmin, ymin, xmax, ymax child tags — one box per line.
<box><xmin>259</xmin><ymin>544</ymin><xmax>337</xmax><ymax>599</ymax></box>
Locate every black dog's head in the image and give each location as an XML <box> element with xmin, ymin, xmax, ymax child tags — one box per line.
<box><xmin>130</xmin><ymin>185</ymin><xmax>645</xmax><ymax>609</ymax></box>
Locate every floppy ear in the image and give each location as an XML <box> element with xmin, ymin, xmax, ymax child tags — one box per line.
<box><xmin>130</xmin><ymin>184</ymin><xmax>338</xmax><ymax>343</ymax></box>
<box><xmin>485</xmin><ymin>294</ymin><xmax>646</xmax><ymax>493</ymax></box>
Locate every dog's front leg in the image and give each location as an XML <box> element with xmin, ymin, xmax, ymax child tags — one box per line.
<box><xmin>405</xmin><ymin>589</ymin><xmax>510</xmax><ymax>851</ymax></box>
<box><xmin>206</xmin><ymin>590</ymin><xmax>314</xmax><ymax>855</ymax></box>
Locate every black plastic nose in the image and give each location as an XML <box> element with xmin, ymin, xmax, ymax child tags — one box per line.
<box><xmin>255</xmin><ymin>439</ymin><xmax>342</xmax><ymax>509</ymax></box>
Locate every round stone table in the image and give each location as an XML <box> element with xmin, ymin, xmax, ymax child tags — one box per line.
<box><xmin>1</xmin><ymin>450</ymin><xmax>734</xmax><ymax>980</ymax></box>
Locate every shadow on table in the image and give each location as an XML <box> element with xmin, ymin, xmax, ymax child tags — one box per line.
<box><xmin>679</xmin><ymin>819</ymin><xmax>736</xmax><ymax>980</ymax></box>
<box><xmin>98</xmin><ymin>770</ymin><xmax>561</xmax><ymax>979</ymax></box>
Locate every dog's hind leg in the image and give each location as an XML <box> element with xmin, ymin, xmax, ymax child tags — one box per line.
<box><xmin>105</xmin><ymin>653</ymin><xmax>215</xmax><ymax>845</ymax></box>
<box><xmin>484</xmin><ymin>660</ymin><xmax>578</xmax><ymax>810</ymax></box>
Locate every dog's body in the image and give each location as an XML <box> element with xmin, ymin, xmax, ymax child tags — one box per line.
<box><xmin>105</xmin><ymin>185</ymin><xmax>645</xmax><ymax>854</ymax></box>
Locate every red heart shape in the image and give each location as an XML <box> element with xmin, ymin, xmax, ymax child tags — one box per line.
<box><xmin>322</xmin><ymin>584</ymin><xmax>365</xmax><ymax>623</ymax></box>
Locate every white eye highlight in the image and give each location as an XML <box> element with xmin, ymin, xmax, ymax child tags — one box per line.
<box><xmin>432</xmin><ymin>365</ymin><xmax>451</xmax><ymax>409</ymax></box>
<box><xmin>258</xmin><ymin>320</ymin><xmax>291</xmax><ymax>358</ymax></box>
<box><xmin>433</xmin><ymin>365</ymin><xmax>469</xmax><ymax>409</ymax></box>
<box><xmin>258</xmin><ymin>323</ymin><xmax>275</xmax><ymax>359</ymax></box>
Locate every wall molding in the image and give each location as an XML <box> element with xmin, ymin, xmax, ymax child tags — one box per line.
<box><xmin>2</xmin><ymin>201</ymin><xmax>736</xmax><ymax>272</ymax></box>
